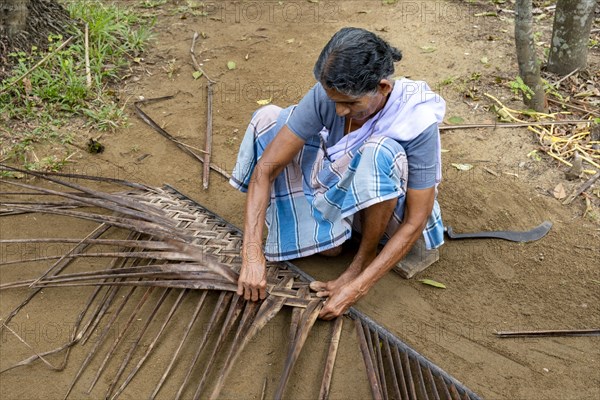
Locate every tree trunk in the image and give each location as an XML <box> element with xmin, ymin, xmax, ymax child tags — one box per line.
<box><xmin>514</xmin><ymin>0</ymin><xmax>547</xmax><ymax>112</ymax></box>
<box><xmin>0</xmin><ymin>0</ymin><xmax>30</xmax><ymax>38</ymax></box>
<box><xmin>0</xmin><ymin>0</ymin><xmax>71</xmax><ymax>75</ymax></box>
<box><xmin>547</xmin><ymin>0</ymin><xmax>596</xmax><ymax>75</ymax></box>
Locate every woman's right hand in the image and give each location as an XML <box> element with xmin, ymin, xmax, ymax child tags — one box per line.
<box><xmin>237</xmin><ymin>244</ymin><xmax>267</xmax><ymax>301</ymax></box>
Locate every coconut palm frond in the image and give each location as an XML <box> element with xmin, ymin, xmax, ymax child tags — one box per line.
<box><xmin>0</xmin><ymin>168</ymin><xmax>481</xmax><ymax>399</ymax></box>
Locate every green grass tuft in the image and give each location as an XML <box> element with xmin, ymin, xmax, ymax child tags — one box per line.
<box><xmin>0</xmin><ymin>0</ymin><xmax>154</xmax><ymax>170</ymax></box>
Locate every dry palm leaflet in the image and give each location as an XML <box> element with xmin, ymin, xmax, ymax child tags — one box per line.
<box><xmin>0</xmin><ymin>166</ymin><xmax>482</xmax><ymax>400</ymax></box>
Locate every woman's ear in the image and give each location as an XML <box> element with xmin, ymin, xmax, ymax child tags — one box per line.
<box><xmin>378</xmin><ymin>79</ymin><xmax>393</xmax><ymax>96</ymax></box>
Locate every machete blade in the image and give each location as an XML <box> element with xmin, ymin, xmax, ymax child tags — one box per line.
<box><xmin>445</xmin><ymin>221</ymin><xmax>553</xmax><ymax>243</ymax></box>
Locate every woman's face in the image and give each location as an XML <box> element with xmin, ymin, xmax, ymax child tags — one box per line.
<box><xmin>324</xmin><ymin>80</ymin><xmax>393</xmax><ymax>122</ymax></box>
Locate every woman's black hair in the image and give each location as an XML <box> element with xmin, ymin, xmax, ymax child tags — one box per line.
<box><xmin>313</xmin><ymin>27</ymin><xmax>402</xmax><ymax>97</ymax></box>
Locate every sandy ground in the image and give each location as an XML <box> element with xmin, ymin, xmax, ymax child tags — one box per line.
<box><xmin>1</xmin><ymin>1</ymin><xmax>599</xmax><ymax>399</ymax></box>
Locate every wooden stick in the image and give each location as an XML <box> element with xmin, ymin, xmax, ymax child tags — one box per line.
<box><xmin>288</xmin><ymin>286</ymin><xmax>308</xmax><ymax>344</ymax></box>
<box><xmin>0</xmin><ymin>36</ymin><xmax>74</xmax><ymax>94</ymax></box>
<box><xmin>203</xmin><ymin>83</ymin><xmax>214</xmax><ymax>190</ymax></box>
<box><xmin>563</xmin><ymin>172</ymin><xmax>600</xmax><ymax>205</ymax></box>
<box><xmin>318</xmin><ymin>316</ymin><xmax>344</xmax><ymax>400</ymax></box>
<box><xmin>439</xmin><ymin>119</ymin><xmax>594</xmax><ymax>132</ymax></box>
<box><xmin>84</xmin><ymin>24</ymin><xmax>92</xmax><ymax>88</ymax></box>
<box><xmin>448</xmin><ymin>383</ymin><xmax>462</xmax><ymax>400</ymax></box>
<box><xmin>495</xmin><ymin>328</ymin><xmax>600</xmax><ymax>338</ymax></box>
<box><xmin>190</xmin><ymin>32</ymin><xmax>215</xmax><ymax>84</ymax></box>
<box><xmin>260</xmin><ymin>377</ymin><xmax>268</xmax><ymax>400</ymax></box>
<box><xmin>355</xmin><ymin>319</ymin><xmax>383</xmax><ymax>400</ymax></box>
<box><xmin>436</xmin><ymin>374</ymin><xmax>453</xmax><ymax>400</ymax></box>
<box><xmin>134</xmin><ymin>97</ymin><xmax>231</xmax><ymax>180</ymax></box>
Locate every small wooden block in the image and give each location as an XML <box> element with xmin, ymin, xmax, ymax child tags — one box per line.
<box><xmin>393</xmin><ymin>238</ymin><xmax>439</xmax><ymax>279</ymax></box>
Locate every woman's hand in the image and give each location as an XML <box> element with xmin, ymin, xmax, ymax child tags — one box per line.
<box><xmin>237</xmin><ymin>244</ymin><xmax>267</xmax><ymax>301</ymax></box>
<box><xmin>318</xmin><ymin>281</ymin><xmax>365</xmax><ymax>320</ymax></box>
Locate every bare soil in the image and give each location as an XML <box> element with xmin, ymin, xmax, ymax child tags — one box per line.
<box><xmin>1</xmin><ymin>1</ymin><xmax>599</xmax><ymax>399</ymax></box>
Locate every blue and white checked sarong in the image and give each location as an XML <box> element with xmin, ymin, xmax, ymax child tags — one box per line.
<box><xmin>229</xmin><ymin>105</ymin><xmax>444</xmax><ymax>261</ymax></box>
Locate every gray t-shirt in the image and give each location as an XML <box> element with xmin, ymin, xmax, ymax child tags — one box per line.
<box><xmin>286</xmin><ymin>83</ymin><xmax>440</xmax><ymax>190</ymax></box>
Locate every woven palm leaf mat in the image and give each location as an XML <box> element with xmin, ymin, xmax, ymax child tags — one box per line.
<box><xmin>0</xmin><ymin>169</ymin><xmax>482</xmax><ymax>400</ymax></box>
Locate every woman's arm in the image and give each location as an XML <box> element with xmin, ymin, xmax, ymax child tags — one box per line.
<box><xmin>238</xmin><ymin>125</ymin><xmax>306</xmax><ymax>301</ymax></box>
<box><xmin>318</xmin><ymin>186</ymin><xmax>435</xmax><ymax>319</ymax></box>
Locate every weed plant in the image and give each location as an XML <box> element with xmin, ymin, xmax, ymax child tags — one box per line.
<box><xmin>0</xmin><ymin>0</ymin><xmax>153</xmax><ymax>170</ymax></box>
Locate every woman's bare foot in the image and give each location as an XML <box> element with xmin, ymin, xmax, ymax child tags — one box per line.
<box><xmin>309</xmin><ymin>252</ymin><xmax>376</xmax><ymax>297</ymax></box>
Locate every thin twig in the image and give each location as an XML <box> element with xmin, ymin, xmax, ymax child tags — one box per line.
<box><xmin>0</xmin><ymin>36</ymin><xmax>74</xmax><ymax>94</ymax></box>
<box><xmin>260</xmin><ymin>378</ymin><xmax>268</xmax><ymax>400</ymax></box>
<box><xmin>2</xmin><ymin>323</ymin><xmax>58</xmax><ymax>370</ymax></box>
<box><xmin>0</xmin><ymin>162</ymin><xmax>154</xmax><ymax>191</ymax></box>
<box><xmin>552</xmin><ymin>68</ymin><xmax>579</xmax><ymax>88</ymax></box>
<box><xmin>134</xmin><ymin>97</ymin><xmax>231</xmax><ymax>180</ymax></box>
<box><xmin>190</xmin><ymin>32</ymin><xmax>215</xmax><ymax>84</ymax></box>
<box><xmin>547</xmin><ymin>98</ymin><xmax>600</xmax><ymax>118</ymax></box>
<box><xmin>439</xmin><ymin>119</ymin><xmax>594</xmax><ymax>132</ymax></box>
<box><xmin>84</xmin><ymin>24</ymin><xmax>92</xmax><ymax>88</ymax></box>
<box><xmin>203</xmin><ymin>83</ymin><xmax>214</xmax><ymax>190</ymax></box>
<box><xmin>563</xmin><ymin>172</ymin><xmax>600</xmax><ymax>205</ymax></box>
<box><xmin>495</xmin><ymin>328</ymin><xmax>600</xmax><ymax>338</ymax></box>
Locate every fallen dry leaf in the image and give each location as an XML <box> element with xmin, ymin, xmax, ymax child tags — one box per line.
<box><xmin>553</xmin><ymin>182</ymin><xmax>567</xmax><ymax>200</ymax></box>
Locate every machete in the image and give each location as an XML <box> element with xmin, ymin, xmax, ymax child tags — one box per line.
<box><xmin>444</xmin><ymin>221</ymin><xmax>552</xmax><ymax>243</ymax></box>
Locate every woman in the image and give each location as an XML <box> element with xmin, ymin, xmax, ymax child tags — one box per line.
<box><xmin>230</xmin><ymin>27</ymin><xmax>446</xmax><ymax>320</ymax></box>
